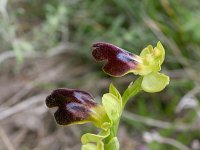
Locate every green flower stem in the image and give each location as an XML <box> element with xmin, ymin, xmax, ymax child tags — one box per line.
<box><xmin>122</xmin><ymin>77</ymin><xmax>143</xmax><ymax>108</ymax></box>
<box><xmin>104</xmin><ymin>77</ymin><xmax>143</xmax><ymax>149</ymax></box>
<box><xmin>104</xmin><ymin>120</ymin><xmax>120</xmax><ymax>149</ymax></box>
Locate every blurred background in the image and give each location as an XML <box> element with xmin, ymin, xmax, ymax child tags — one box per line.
<box><xmin>0</xmin><ymin>0</ymin><xmax>200</xmax><ymax>150</ymax></box>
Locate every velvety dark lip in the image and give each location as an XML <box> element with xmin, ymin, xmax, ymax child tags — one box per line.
<box><xmin>92</xmin><ymin>42</ymin><xmax>105</xmax><ymax>49</ymax></box>
<box><xmin>91</xmin><ymin>42</ymin><xmax>139</xmax><ymax>77</ymax></box>
<box><xmin>45</xmin><ymin>88</ymin><xmax>98</xmax><ymax>125</ymax></box>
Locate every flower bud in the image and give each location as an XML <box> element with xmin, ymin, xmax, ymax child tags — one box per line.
<box><xmin>46</xmin><ymin>88</ymin><xmax>109</xmax><ymax>127</ymax></box>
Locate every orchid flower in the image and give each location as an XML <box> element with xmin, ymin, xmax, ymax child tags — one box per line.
<box><xmin>92</xmin><ymin>42</ymin><xmax>169</xmax><ymax>93</ymax></box>
<box><xmin>46</xmin><ymin>88</ymin><xmax>109</xmax><ymax>128</ymax></box>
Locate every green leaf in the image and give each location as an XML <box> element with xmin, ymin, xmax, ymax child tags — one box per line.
<box><xmin>104</xmin><ymin>137</ymin><xmax>119</xmax><ymax>150</ymax></box>
<box><xmin>81</xmin><ymin>130</ymin><xmax>110</xmax><ymax>145</ymax></box>
<box><xmin>141</xmin><ymin>72</ymin><xmax>169</xmax><ymax>93</ymax></box>
<box><xmin>122</xmin><ymin>77</ymin><xmax>143</xmax><ymax>107</ymax></box>
<box><xmin>102</xmin><ymin>93</ymin><xmax>121</xmax><ymax>122</ymax></box>
<box><xmin>82</xmin><ymin>143</ymin><xmax>97</xmax><ymax>150</ymax></box>
<box><xmin>109</xmin><ymin>83</ymin><xmax>122</xmax><ymax>101</ymax></box>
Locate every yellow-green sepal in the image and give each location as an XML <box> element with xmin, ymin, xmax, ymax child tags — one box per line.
<box><xmin>82</xmin><ymin>141</ymin><xmax>104</xmax><ymax>150</ymax></box>
<box><xmin>140</xmin><ymin>41</ymin><xmax>165</xmax><ymax>66</ymax></box>
<box><xmin>81</xmin><ymin>129</ymin><xmax>110</xmax><ymax>145</ymax></box>
<box><xmin>138</xmin><ymin>41</ymin><xmax>165</xmax><ymax>75</ymax></box>
<box><xmin>97</xmin><ymin>141</ymin><xmax>104</xmax><ymax>150</ymax></box>
<box><xmin>154</xmin><ymin>41</ymin><xmax>165</xmax><ymax>65</ymax></box>
<box><xmin>141</xmin><ymin>72</ymin><xmax>169</xmax><ymax>93</ymax></box>
<box><xmin>102</xmin><ymin>93</ymin><xmax>122</xmax><ymax>123</ymax></box>
<box><xmin>82</xmin><ymin>143</ymin><xmax>97</xmax><ymax>150</ymax></box>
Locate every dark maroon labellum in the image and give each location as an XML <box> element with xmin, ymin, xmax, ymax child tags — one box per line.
<box><xmin>46</xmin><ymin>88</ymin><xmax>97</xmax><ymax>125</ymax></box>
<box><xmin>92</xmin><ymin>42</ymin><xmax>139</xmax><ymax>77</ymax></box>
